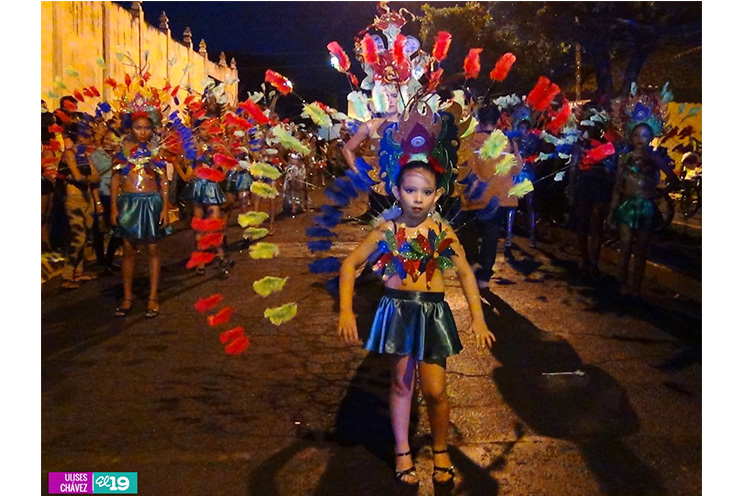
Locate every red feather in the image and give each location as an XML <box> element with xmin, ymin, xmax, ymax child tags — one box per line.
<box><xmin>194</xmin><ymin>294</ymin><xmax>224</xmax><ymax>313</ymax></box>
<box><xmin>489</xmin><ymin>52</ymin><xmax>516</xmax><ymax>82</ymax></box>
<box><xmin>89</xmin><ymin>86</ymin><xmax>100</xmax><ymax>97</ymax></box>
<box><xmin>393</xmin><ymin>34</ymin><xmax>406</xmax><ymax>66</ymax></box>
<box><xmin>427</xmin><ymin>68</ymin><xmax>443</xmax><ymax>92</ymax></box>
<box><xmin>432</xmin><ymin>31</ymin><xmax>452</xmax><ymax>62</ymax></box>
<box><xmin>546</xmin><ymin>101</ymin><xmax>571</xmax><ymax>134</ymax></box>
<box><xmin>142</xmin><ymin>71</ymin><xmax>151</xmax><ymax>82</ymax></box>
<box><xmin>83</xmin><ymin>88</ymin><xmax>94</xmax><ymax>98</ymax></box>
<box><xmin>238</xmin><ymin>99</ymin><xmax>269</xmax><ymax>125</ymax></box>
<box><xmin>186</xmin><ymin>251</ymin><xmax>216</xmax><ymax>269</ymax></box>
<box><xmin>463</xmin><ymin>48</ymin><xmax>483</xmax><ymax>80</ymax></box>
<box><xmin>213</xmin><ymin>153</ymin><xmax>238</xmax><ymax>170</ymax></box>
<box><xmin>265</xmin><ymin>69</ymin><xmax>293</xmax><ymax>95</ymax></box>
<box><xmin>219</xmin><ymin>326</ymin><xmax>245</xmax><ymax>345</ymax></box>
<box><xmin>526</xmin><ymin>77</ymin><xmax>561</xmax><ymax>111</ymax></box>
<box><xmin>224</xmin><ymin>113</ymin><xmax>253</xmax><ymax>130</ymax></box>
<box><xmin>197</xmin><ymin>232</ymin><xmax>224</xmax><ymax>250</ymax></box>
<box><xmin>326</xmin><ymin>41</ymin><xmax>351</xmax><ymax>72</ymax></box>
<box><xmin>48</xmin><ymin>124</ymin><xmax>64</xmax><ymax>134</ymax></box>
<box><xmin>124</xmin><ymin>74</ymin><xmax>132</xmax><ymax>87</ymax></box>
<box><xmin>104</xmin><ymin>77</ymin><xmax>118</xmax><ymax>89</ymax></box>
<box><xmin>42</xmin><ymin>157</ymin><xmax>58</xmax><ymax>167</ymax></box>
<box><xmin>191</xmin><ymin>217</ymin><xmax>225</xmax><ymax>232</ymax></box>
<box><xmin>73</xmin><ymin>90</ymin><xmax>85</xmax><ymax>102</ymax></box>
<box><xmin>47</xmin><ymin>140</ymin><xmax>62</xmax><ymax>152</ymax></box>
<box><xmin>62</xmin><ymin>100</ymin><xmax>78</xmax><ymax>112</ymax></box>
<box><xmin>360</xmin><ymin>33</ymin><xmax>379</xmax><ymax>66</ymax></box>
<box><xmin>582</xmin><ymin>142</ymin><xmax>616</xmax><ymax>167</ymax></box>
<box><xmin>225</xmin><ymin>336</ymin><xmax>250</xmax><ymax>355</ymax></box>
<box><xmin>207</xmin><ymin>306</ymin><xmax>234</xmax><ymax>327</ymax></box>
<box><xmin>348</xmin><ymin>73</ymin><xmax>359</xmax><ymax>87</ymax></box>
<box><xmin>195</xmin><ymin>167</ymin><xmax>226</xmax><ymax>183</ymax></box>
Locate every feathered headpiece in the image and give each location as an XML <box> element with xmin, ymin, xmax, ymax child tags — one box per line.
<box><xmin>611</xmin><ymin>82</ymin><xmax>673</xmax><ymax>138</ymax></box>
<box><xmin>109</xmin><ymin>74</ymin><xmax>166</xmax><ymax>127</ymax></box>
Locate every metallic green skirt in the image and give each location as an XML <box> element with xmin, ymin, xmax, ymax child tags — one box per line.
<box><xmin>613</xmin><ymin>196</ymin><xmax>655</xmax><ymax>231</ymax></box>
<box><xmin>364</xmin><ymin>288</ymin><xmax>463</xmax><ymax>362</ymax></box>
<box><xmin>114</xmin><ymin>192</ymin><xmax>171</xmax><ymax>240</ymax></box>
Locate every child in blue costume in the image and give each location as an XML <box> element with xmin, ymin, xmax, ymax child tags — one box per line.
<box><xmin>110</xmin><ymin>114</ymin><xmax>170</xmax><ymax>317</ymax></box>
<box><xmin>338</xmin><ymin>158</ymin><xmax>495</xmax><ymax>488</ymax></box>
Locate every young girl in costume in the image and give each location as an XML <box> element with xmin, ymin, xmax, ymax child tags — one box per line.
<box><xmin>609</xmin><ymin>122</ymin><xmax>678</xmax><ymax>295</ymax></box>
<box><xmin>283</xmin><ymin>150</ymin><xmax>308</xmax><ymax>215</ymax></box>
<box><xmin>110</xmin><ymin>111</ymin><xmax>170</xmax><ymax>317</ymax></box>
<box><xmin>338</xmin><ymin>125</ymin><xmax>495</xmax><ymax>487</ymax></box>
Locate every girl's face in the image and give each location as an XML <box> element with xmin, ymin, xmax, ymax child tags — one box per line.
<box><xmin>132</xmin><ymin>117</ymin><xmax>153</xmax><ymax>143</ymax></box>
<box><xmin>631</xmin><ymin>124</ymin><xmax>652</xmax><ymax>150</ymax></box>
<box><xmin>393</xmin><ymin>168</ymin><xmax>442</xmax><ymax>223</ymax></box>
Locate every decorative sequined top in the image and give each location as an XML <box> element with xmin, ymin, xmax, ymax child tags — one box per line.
<box><xmin>373</xmin><ymin>221</ymin><xmax>457</xmax><ymax>288</ymax></box>
<box><xmin>113</xmin><ymin>140</ymin><xmax>166</xmax><ymax>177</ymax></box>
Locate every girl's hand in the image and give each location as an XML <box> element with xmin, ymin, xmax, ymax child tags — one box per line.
<box><xmin>159</xmin><ymin>209</ymin><xmax>169</xmax><ymax>227</ymax></box>
<box><xmin>471</xmin><ymin>318</ymin><xmax>496</xmax><ymax>349</ymax></box>
<box><xmin>338</xmin><ymin>310</ymin><xmax>361</xmax><ymax>345</ymax></box>
<box><xmin>95</xmin><ymin>202</ymin><xmax>104</xmax><ymax>215</ymax></box>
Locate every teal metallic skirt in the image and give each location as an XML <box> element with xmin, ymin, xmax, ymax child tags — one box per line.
<box><xmin>364</xmin><ymin>288</ymin><xmax>463</xmax><ymax>363</ymax></box>
<box><xmin>114</xmin><ymin>192</ymin><xmax>171</xmax><ymax>240</ymax></box>
<box><xmin>192</xmin><ymin>177</ymin><xmax>226</xmax><ymax>205</ymax></box>
<box><xmin>224</xmin><ymin>169</ymin><xmax>253</xmax><ymax>192</ymax></box>
<box><xmin>613</xmin><ymin>196</ymin><xmax>655</xmax><ymax>231</ymax></box>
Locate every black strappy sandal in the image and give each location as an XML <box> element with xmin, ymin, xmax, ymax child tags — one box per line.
<box><xmin>115</xmin><ymin>299</ymin><xmax>133</xmax><ymax>317</ymax></box>
<box><xmin>432</xmin><ymin>448</ymin><xmax>455</xmax><ymax>487</ymax></box>
<box><xmin>394</xmin><ymin>450</ymin><xmax>419</xmax><ymax>488</ymax></box>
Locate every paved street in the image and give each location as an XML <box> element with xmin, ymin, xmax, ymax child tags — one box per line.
<box><xmin>42</xmin><ymin>191</ymin><xmax>701</xmax><ymax>495</ymax></box>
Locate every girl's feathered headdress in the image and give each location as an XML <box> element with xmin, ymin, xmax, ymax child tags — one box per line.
<box><xmin>611</xmin><ymin>82</ymin><xmax>673</xmax><ymax>138</ymax></box>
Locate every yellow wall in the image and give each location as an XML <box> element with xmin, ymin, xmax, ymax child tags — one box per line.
<box><xmin>666</xmin><ymin>102</ymin><xmax>702</xmax><ymax>172</ymax></box>
<box><xmin>41</xmin><ymin>1</ymin><xmax>238</xmax><ymax>112</ymax></box>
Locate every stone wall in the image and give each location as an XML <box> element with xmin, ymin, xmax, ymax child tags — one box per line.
<box><xmin>41</xmin><ymin>1</ymin><xmax>238</xmax><ymax>112</ymax></box>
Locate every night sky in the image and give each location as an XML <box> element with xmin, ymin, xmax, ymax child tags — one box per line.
<box><xmin>126</xmin><ymin>1</ymin><xmax>452</xmax><ymax>117</ymax></box>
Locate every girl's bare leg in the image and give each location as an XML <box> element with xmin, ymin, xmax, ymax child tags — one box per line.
<box><xmin>617</xmin><ymin>224</ymin><xmax>633</xmax><ymax>292</ymax></box>
<box><xmin>419</xmin><ymin>360</ymin><xmax>453</xmax><ymax>481</ymax></box>
<box><xmin>390</xmin><ymin>355</ymin><xmax>417</xmax><ymax>480</ymax></box>
<box><xmin>631</xmin><ymin>229</ymin><xmax>652</xmax><ymax>294</ymax></box>
<box><xmin>121</xmin><ymin>239</ymin><xmax>137</xmax><ymax>308</ymax></box>
<box><xmin>146</xmin><ymin>241</ymin><xmax>160</xmax><ymax>310</ymax></box>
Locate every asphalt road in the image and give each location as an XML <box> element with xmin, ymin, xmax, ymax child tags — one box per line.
<box><xmin>41</xmin><ymin>189</ymin><xmax>701</xmax><ymax>495</ymax></box>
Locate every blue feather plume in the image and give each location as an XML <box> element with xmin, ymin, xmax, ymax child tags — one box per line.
<box><xmin>324</xmin><ymin>187</ymin><xmax>351</xmax><ymax>207</ymax></box>
<box><xmin>334</xmin><ymin>177</ymin><xmax>359</xmax><ymax>199</ymax></box>
<box><xmin>465</xmin><ymin>179</ymin><xmax>488</xmax><ymax>202</ymax></box>
<box><xmin>475</xmin><ymin>197</ymin><xmax>500</xmax><ymax>221</ymax></box>
<box><xmin>309</xmin><ymin>257</ymin><xmax>342</xmax><ymax>274</ymax></box>
<box><xmin>320</xmin><ymin>205</ymin><xmax>343</xmax><ymax>221</ymax></box>
<box><xmin>314</xmin><ymin>214</ymin><xmax>341</xmax><ymax>228</ymax></box>
<box><xmin>346</xmin><ymin>168</ymin><xmax>375</xmax><ymax>192</ymax></box>
<box><xmin>324</xmin><ymin>276</ymin><xmax>340</xmax><ymax>295</ymax></box>
<box><xmin>307</xmin><ymin>240</ymin><xmax>333</xmax><ymax>253</ymax></box>
<box><xmin>380</xmin><ymin>204</ymin><xmax>402</xmax><ymax>221</ymax></box>
<box><xmin>306</xmin><ymin>226</ymin><xmax>338</xmax><ymax>238</ymax></box>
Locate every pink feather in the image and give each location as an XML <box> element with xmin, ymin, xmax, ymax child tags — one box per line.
<box><xmin>326</xmin><ymin>41</ymin><xmax>351</xmax><ymax>72</ymax></box>
<box><xmin>360</xmin><ymin>33</ymin><xmax>379</xmax><ymax>66</ymax></box>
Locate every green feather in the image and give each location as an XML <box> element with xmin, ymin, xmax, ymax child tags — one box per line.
<box><xmin>264</xmin><ymin>303</ymin><xmax>298</xmax><ymax>326</ymax></box>
<box><xmin>438</xmin><ymin>257</ymin><xmax>456</xmax><ymax>271</ymax></box>
<box><xmin>116</xmin><ymin>52</ymin><xmax>125</xmax><ymax>62</ymax></box>
<box><xmin>238</xmin><ymin>211</ymin><xmax>269</xmax><ymax>228</ymax></box>
<box><xmin>243</xmin><ymin>227</ymin><xmax>270</xmax><ymax>240</ymax></box>
<box><xmin>508</xmin><ymin>179</ymin><xmax>535</xmax><ymax>198</ymax></box>
<box><xmin>96</xmin><ymin>57</ymin><xmax>106</xmax><ymax>68</ymax></box>
<box><xmin>480</xmin><ymin>129</ymin><xmax>509</xmax><ymax>161</ymax></box>
<box><xmin>249</xmin><ymin>162</ymin><xmax>282</xmax><ymax>180</ymax></box>
<box><xmin>385</xmin><ymin>230</ymin><xmax>397</xmax><ymax>251</ymax></box>
<box><xmin>253</xmin><ymin>276</ymin><xmax>288</xmax><ymax>297</ymax></box>
<box><xmin>302</xmin><ymin>103</ymin><xmax>332</xmax><ymax>128</ymax></box>
<box><xmin>271</xmin><ymin>125</ymin><xmax>311</xmax><ymax>156</ymax></box>
<box><xmin>249</xmin><ymin>242</ymin><xmax>280</xmax><ymax>260</ymax></box>
<box><xmin>45</xmin><ymin>90</ymin><xmax>60</xmax><ymax>99</ymax></box>
<box><xmin>494</xmin><ymin>154</ymin><xmax>517</xmax><ymax>175</ymax></box>
<box><xmin>251</xmin><ymin>181</ymin><xmax>280</xmax><ymax>199</ymax></box>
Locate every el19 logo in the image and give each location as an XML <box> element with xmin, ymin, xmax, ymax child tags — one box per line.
<box><xmin>92</xmin><ymin>472</ymin><xmax>137</xmax><ymax>493</ymax></box>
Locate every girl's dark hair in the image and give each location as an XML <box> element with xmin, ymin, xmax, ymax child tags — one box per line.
<box><xmin>396</xmin><ymin>160</ymin><xmax>442</xmax><ymax>187</ymax></box>
<box><xmin>476</xmin><ymin>104</ymin><xmax>500</xmax><ymax>127</ymax></box>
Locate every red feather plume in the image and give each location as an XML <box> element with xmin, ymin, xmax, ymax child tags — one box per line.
<box><xmin>463</xmin><ymin>48</ymin><xmax>483</xmax><ymax>80</ymax></box>
<box><xmin>219</xmin><ymin>326</ymin><xmax>245</xmax><ymax>345</ymax></box>
<box><xmin>427</xmin><ymin>68</ymin><xmax>443</xmax><ymax>92</ymax></box>
<box><xmin>526</xmin><ymin>76</ymin><xmax>561</xmax><ymax>112</ymax></box>
<box><xmin>195</xmin><ymin>167</ymin><xmax>226</xmax><ymax>183</ymax></box>
<box><xmin>83</xmin><ymin>88</ymin><xmax>94</xmax><ymax>98</ymax></box>
<box><xmin>191</xmin><ymin>217</ymin><xmax>225</xmax><ymax>232</ymax></box>
<box><xmin>238</xmin><ymin>99</ymin><xmax>270</xmax><ymax>125</ymax></box>
<box><xmin>124</xmin><ymin>74</ymin><xmax>132</xmax><ymax>87</ymax></box>
<box><xmin>213</xmin><ymin>153</ymin><xmax>238</xmax><ymax>170</ymax></box>
<box><xmin>194</xmin><ymin>294</ymin><xmax>224</xmax><ymax>313</ymax></box>
<box><xmin>62</xmin><ymin>99</ymin><xmax>78</xmax><ymax>112</ymax></box>
<box><xmin>104</xmin><ymin>77</ymin><xmax>118</xmax><ymax>89</ymax></box>
<box><xmin>489</xmin><ymin>52</ymin><xmax>516</xmax><ymax>82</ymax></box>
<box><xmin>582</xmin><ymin>142</ymin><xmax>616</xmax><ymax>167</ymax></box>
<box><xmin>393</xmin><ymin>34</ymin><xmax>406</xmax><ymax>66</ymax></box>
<box><xmin>546</xmin><ymin>101</ymin><xmax>571</xmax><ymax>134</ymax></box>
<box><xmin>89</xmin><ymin>86</ymin><xmax>100</xmax><ymax>97</ymax></box>
<box><xmin>197</xmin><ymin>232</ymin><xmax>224</xmax><ymax>250</ymax></box>
<box><xmin>224</xmin><ymin>113</ymin><xmax>253</xmax><ymax>130</ymax></box>
<box><xmin>207</xmin><ymin>306</ymin><xmax>234</xmax><ymax>327</ymax></box>
<box><xmin>48</xmin><ymin>124</ymin><xmax>64</xmax><ymax>134</ymax></box>
<box><xmin>265</xmin><ymin>69</ymin><xmax>293</xmax><ymax>95</ymax></box>
<box><xmin>225</xmin><ymin>336</ymin><xmax>250</xmax><ymax>355</ymax></box>
<box><xmin>73</xmin><ymin>90</ymin><xmax>85</xmax><ymax>102</ymax></box>
<box><xmin>360</xmin><ymin>33</ymin><xmax>379</xmax><ymax>66</ymax></box>
<box><xmin>348</xmin><ymin>73</ymin><xmax>359</xmax><ymax>87</ymax></box>
<box><xmin>432</xmin><ymin>31</ymin><xmax>452</xmax><ymax>62</ymax></box>
<box><xmin>186</xmin><ymin>251</ymin><xmax>216</xmax><ymax>269</ymax></box>
<box><xmin>326</xmin><ymin>41</ymin><xmax>351</xmax><ymax>72</ymax></box>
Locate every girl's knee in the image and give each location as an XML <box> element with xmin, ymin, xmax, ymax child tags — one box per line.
<box><xmin>420</xmin><ymin>385</ymin><xmax>447</xmax><ymax>405</ymax></box>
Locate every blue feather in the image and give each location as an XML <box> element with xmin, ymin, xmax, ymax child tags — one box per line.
<box><xmin>97</xmin><ymin>102</ymin><xmax>112</xmax><ymax>114</ymax></box>
<box><xmin>505</xmin><ymin>130</ymin><xmax>520</xmax><ymax>140</ymax></box>
<box><xmin>466</xmin><ymin>180</ymin><xmax>488</xmax><ymax>202</ymax></box>
<box><xmin>355</xmin><ymin>157</ymin><xmax>372</xmax><ymax>175</ymax></box>
<box><xmin>307</xmin><ymin>240</ymin><xmax>333</xmax><ymax>253</ymax></box>
<box><xmin>306</xmin><ymin>226</ymin><xmax>338</xmax><ymax>238</ymax></box>
<box><xmin>314</xmin><ymin>214</ymin><xmax>341</xmax><ymax>228</ymax></box>
<box><xmin>346</xmin><ymin>168</ymin><xmax>375</xmax><ymax>192</ymax></box>
<box><xmin>334</xmin><ymin>177</ymin><xmax>359</xmax><ymax>199</ymax></box>
<box><xmin>324</xmin><ymin>276</ymin><xmax>340</xmax><ymax>295</ymax></box>
<box><xmin>380</xmin><ymin>204</ymin><xmax>402</xmax><ymax>221</ymax></box>
<box><xmin>475</xmin><ymin>197</ymin><xmax>501</xmax><ymax>221</ymax></box>
<box><xmin>309</xmin><ymin>257</ymin><xmax>342</xmax><ymax>274</ymax></box>
<box><xmin>324</xmin><ymin>187</ymin><xmax>351</xmax><ymax>207</ymax></box>
<box><xmin>320</xmin><ymin>205</ymin><xmax>343</xmax><ymax>221</ymax></box>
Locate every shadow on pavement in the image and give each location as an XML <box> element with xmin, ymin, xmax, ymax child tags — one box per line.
<box><xmin>480</xmin><ymin>290</ymin><xmax>668</xmax><ymax>496</ymax></box>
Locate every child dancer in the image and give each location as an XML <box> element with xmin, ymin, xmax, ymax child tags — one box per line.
<box><xmin>338</xmin><ymin>154</ymin><xmax>495</xmax><ymax>487</ymax></box>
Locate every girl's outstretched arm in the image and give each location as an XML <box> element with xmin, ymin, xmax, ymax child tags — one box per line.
<box><xmin>337</xmin><ymin>224</ymin><xmax>387</xmax><ymax>345</ymax></box>
<box><xmin>445</xmin><ymin>225</ymin><xmax>496</xmax><ymax>349</ymax></box>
